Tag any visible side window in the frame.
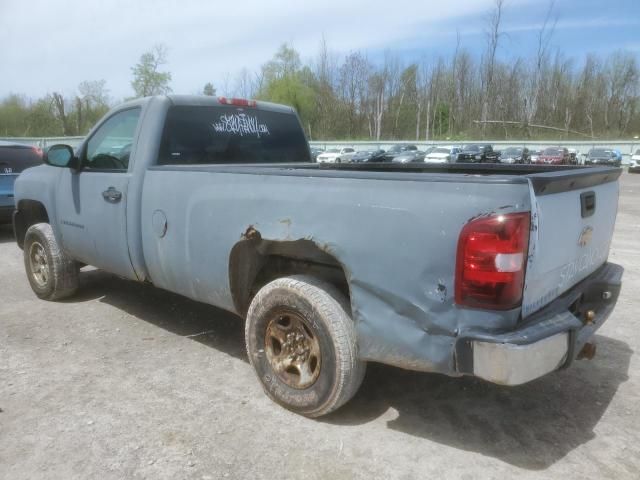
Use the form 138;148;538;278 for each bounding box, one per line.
84;108;141;171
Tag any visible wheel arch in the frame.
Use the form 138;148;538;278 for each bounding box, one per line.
14;199;50;249
229;235;351;317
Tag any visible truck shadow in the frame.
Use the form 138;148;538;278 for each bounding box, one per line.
0;224;15;243
69;269;631;471
71;269;248;362
324;334;632;470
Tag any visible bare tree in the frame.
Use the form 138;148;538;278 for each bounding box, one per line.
481;0;505;138
50;92;71;135
523;0;557;137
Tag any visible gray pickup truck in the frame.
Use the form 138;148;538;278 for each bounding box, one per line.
12;95;623;417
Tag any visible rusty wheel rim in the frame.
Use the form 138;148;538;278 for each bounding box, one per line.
28;241;49;287
264;310;322;389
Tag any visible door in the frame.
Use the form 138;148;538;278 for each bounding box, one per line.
56;108;141;279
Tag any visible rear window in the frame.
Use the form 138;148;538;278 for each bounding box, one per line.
158;105;310;165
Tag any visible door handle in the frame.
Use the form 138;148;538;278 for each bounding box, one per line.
102;187;122;203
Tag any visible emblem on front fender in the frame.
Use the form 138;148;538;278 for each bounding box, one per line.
578;226;593;247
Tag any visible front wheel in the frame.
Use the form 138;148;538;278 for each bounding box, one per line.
23;223;79;300
245;275;366;417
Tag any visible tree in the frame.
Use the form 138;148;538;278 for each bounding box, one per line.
75;80;110;133
257;44;317;136
51;92;72;135
131;44;172;98
338;52;370;138
481;0;505;138
203;82;216;96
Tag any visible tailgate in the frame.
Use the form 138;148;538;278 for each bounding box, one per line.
522;167;621;318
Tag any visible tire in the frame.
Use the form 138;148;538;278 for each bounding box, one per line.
335;158;341;164
245;275;366;417
23;223;79;300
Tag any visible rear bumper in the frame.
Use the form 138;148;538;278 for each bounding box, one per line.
629;166;640;173
455;262;623;385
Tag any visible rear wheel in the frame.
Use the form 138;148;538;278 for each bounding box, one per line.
245;275;366;417
23;223;79;300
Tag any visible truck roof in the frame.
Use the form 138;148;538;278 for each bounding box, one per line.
114;95;296;115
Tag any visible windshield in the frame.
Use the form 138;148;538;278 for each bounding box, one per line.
432;148;450;154
589;149;612;157
463;145;480;152
387;145;402;152
503;147;521;155
158;106;310;164
543;148;563;156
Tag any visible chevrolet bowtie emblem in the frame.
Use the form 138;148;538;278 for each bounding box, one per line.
578;226;593;247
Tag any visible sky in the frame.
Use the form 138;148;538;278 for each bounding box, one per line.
1;0;639;101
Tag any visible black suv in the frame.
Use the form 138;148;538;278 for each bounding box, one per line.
457;144;500;163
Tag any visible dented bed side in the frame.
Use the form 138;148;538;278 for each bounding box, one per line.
139;166;532;374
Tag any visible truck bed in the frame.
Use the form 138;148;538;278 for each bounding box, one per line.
149;163;621;194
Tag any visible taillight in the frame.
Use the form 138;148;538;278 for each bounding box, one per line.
218;97;257;107
455;212;530;310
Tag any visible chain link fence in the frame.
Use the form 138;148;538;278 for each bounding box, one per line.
2;136;638;164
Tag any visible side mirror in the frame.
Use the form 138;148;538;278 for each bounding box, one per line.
45;144;77;168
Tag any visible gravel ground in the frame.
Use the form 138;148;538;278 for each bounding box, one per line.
1;172;639;480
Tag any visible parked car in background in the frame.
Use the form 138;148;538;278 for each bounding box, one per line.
456;144;500;163
350;149;386;163
422;146;436;156
309;147;324;162
424;146;461;164
568;148;578;164
586;148;621;167
391;150;425;163
630;149;640;173
316;147;356;163
613;150;623;166
500;147;530;164
529;149;542;163
0;141;43;223
383;144;418;162
535;147;570;165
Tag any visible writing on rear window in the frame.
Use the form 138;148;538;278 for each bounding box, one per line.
212;113;270;138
